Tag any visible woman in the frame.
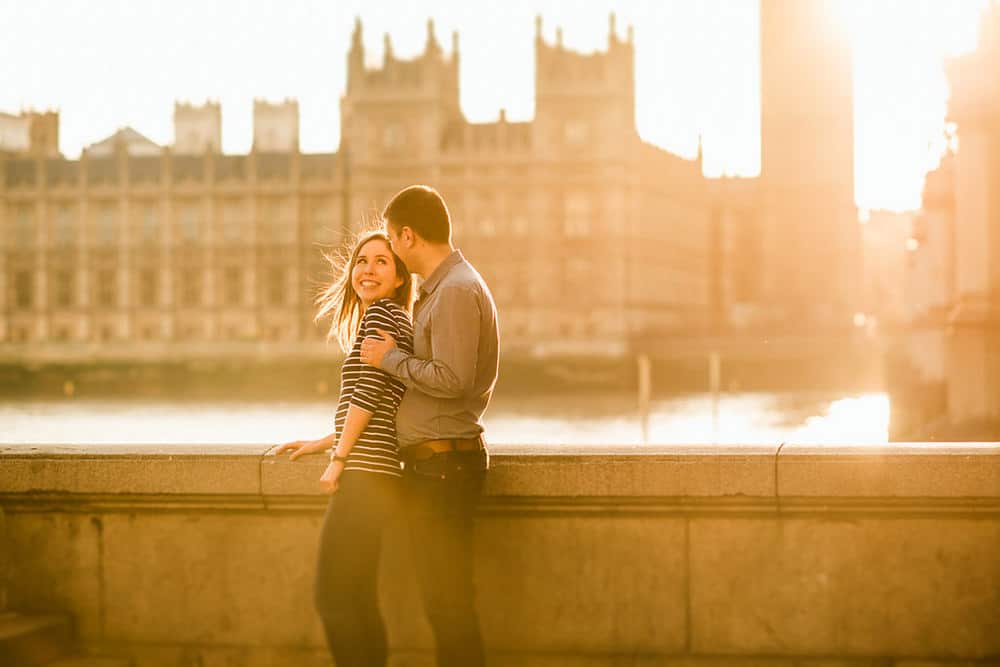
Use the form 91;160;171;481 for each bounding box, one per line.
275;229;414;667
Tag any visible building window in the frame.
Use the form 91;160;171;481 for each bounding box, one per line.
14;208;34;248
564;193;591;237
97;206;117;245
14;271;33;309
180;271;202;307
179;205;199;243
54;206;76;246
463;195;479;235
260;198;294;244
567;258;591;297
222;200;245;243
310;200;336;243
54;270;74;308
223;267;243;306
382;123;405;152
564;120;590;146
260;199;277;243
139;269;158;307
140;206;160;243
511;214;529;237
267;267;285;306
96;269;117;307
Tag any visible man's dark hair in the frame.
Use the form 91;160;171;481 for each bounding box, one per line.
382;185;451;244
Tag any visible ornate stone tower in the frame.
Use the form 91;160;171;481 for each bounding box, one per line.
174;101;221;154
252;98;299;152
532;14;637;160
759;0;859;329
0;110;59;156
26;110;60;156
339;17;461;165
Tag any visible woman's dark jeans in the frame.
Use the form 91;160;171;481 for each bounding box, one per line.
314;470;400;667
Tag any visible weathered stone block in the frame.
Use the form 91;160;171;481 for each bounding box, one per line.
475;516;687;653
260;450;332;496
689;517;1000;656
777;443;1000;498
488;445;779;498
4;512;103;640
0;444;267;496
81;641;332;667
99;512;325;646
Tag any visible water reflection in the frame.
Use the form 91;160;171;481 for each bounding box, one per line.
0;392;889;446
486;392;888;445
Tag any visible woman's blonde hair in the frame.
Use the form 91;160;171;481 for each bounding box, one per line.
314;229;413;351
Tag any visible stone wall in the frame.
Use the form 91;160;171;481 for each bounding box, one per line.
1;443;998;666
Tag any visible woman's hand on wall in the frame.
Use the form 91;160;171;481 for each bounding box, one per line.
274;439;328;461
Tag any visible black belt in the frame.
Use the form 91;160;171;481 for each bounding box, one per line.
403;437;483;461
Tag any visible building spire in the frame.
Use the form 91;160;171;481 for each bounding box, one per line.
609;12;617;43
350;16;363;53
556;26;563;48
383;32;393;63
425;17;440;55
535;14;542;41
347;16;364;92
452;29;459;59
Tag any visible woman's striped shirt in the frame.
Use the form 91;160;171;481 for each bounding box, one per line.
334;298;413;477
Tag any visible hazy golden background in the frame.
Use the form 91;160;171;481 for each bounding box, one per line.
0;0;987;210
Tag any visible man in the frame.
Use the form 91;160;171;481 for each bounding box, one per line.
359;184;499;667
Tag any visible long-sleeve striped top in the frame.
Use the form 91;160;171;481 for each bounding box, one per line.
334;298;413;476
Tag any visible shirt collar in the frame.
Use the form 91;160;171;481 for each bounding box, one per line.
419;250;464;297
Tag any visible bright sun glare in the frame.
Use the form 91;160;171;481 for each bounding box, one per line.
834;0;988;210
0;1;991;212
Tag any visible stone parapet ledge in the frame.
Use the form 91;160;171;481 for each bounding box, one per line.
0;444;268;496
777;443;1000;499
1;442;997;507
1;442;999;665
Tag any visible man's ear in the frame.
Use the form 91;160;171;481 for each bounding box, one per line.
401;226;416;246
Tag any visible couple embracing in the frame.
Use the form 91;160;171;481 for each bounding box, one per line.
275;184;499;667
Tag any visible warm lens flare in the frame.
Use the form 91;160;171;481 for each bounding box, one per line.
0;1;989;211
838;0;989;211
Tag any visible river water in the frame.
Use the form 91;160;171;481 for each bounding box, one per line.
0;391;889;446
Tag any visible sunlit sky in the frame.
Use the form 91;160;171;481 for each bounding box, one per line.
0;1;991;211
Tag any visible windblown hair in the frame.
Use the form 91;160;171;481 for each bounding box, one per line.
314;229;413;351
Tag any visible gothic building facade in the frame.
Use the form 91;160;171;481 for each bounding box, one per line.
0;6;855;358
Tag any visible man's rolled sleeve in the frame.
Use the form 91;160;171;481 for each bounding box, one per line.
381;347;408;376
381;286;481;399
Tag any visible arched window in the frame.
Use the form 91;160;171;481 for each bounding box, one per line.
564;193;591;237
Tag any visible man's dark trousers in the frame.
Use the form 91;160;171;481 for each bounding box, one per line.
404;449;488;667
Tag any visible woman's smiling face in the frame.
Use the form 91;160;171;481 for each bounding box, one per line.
351;238;404;306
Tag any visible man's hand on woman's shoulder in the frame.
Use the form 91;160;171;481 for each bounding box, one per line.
360;329;397;367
